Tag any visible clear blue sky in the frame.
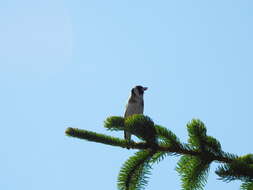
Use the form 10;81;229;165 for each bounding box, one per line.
1;0;253;189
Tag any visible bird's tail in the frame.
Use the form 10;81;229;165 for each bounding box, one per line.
124;131;131;149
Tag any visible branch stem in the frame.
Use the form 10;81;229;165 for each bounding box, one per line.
65;127;234;164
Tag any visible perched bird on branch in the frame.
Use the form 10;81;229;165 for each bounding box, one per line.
124;85;148;148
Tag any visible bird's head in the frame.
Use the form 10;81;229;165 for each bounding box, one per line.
131;85;148;97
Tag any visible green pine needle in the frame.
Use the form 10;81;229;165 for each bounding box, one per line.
118;150;156;190
204;136;222;154
216;154;253;182
65;127;129;148
155;125;182;148
176;155;211;190
187;119;222;156
124;115;156;143
241;181;253;190
149;151;171;164
187;119;207;149
104;116;125;131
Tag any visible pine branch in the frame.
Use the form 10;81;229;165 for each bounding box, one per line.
65;127;147;149
65;127;234;163
216;154;253;182
65;115;252;190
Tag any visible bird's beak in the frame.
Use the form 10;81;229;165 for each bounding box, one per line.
143;87;148;91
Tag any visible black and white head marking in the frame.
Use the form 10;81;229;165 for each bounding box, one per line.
131;85;148;97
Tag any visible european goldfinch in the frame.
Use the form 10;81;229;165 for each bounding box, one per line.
124;85;148;148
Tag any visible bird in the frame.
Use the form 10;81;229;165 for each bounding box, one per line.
124;85;148;149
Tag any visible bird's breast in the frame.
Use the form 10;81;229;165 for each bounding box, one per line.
124;102;144;118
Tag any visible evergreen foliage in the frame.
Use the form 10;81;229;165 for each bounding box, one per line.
65;115;253;190
124;115;156;145
104;116;125;131
216;154;253;182
241;181;253;190
154;124;182;148
187;119;221;155
176;155;211;190
118;150;155;190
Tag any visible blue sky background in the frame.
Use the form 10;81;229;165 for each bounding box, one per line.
1;0;253;189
